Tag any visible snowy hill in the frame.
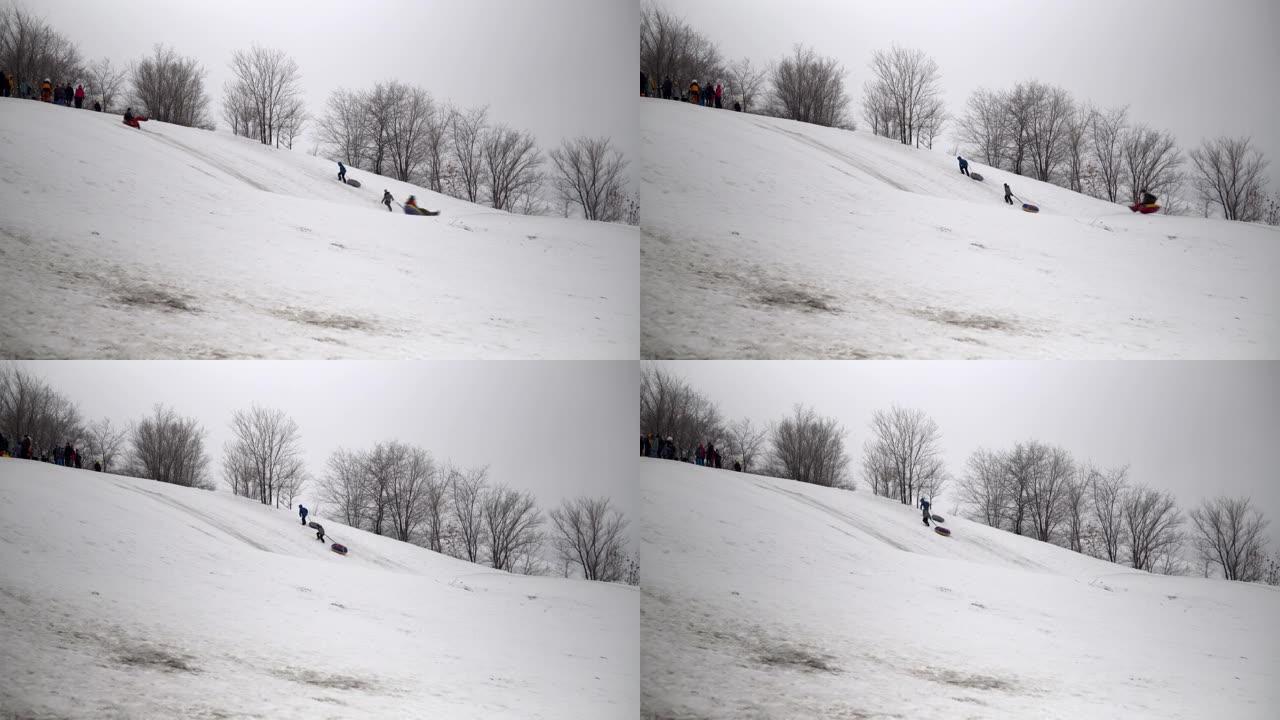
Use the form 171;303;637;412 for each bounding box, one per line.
0;99;637;359
640;458;1279;719
640;99;1280;359
0;459;637;718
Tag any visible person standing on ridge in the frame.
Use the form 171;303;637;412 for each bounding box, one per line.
689;80;700;105
74;83;85;109
662;76;673;100
0;70;10;98
299;505;309;526
337;161;347;183
640;70;648;97
957;156;970;177
1003;182;1014;205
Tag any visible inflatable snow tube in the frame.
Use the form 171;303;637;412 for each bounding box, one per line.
344;178;362;188
1130;203;1160;214
969;173;984;181
931;514;945;523
330;543;348;555
934;526;952;537
307;521;322;530
1021;203;1040;213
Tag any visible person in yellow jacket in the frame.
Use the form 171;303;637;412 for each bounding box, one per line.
689;80;700;105
40;78;53;102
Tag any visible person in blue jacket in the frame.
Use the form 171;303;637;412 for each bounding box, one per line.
957;156;970;177
299;505;308;525
921;497;932;526
337;162;346;183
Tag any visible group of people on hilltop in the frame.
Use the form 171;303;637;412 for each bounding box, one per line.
2;71;103;112
641;71;743;112
641;432;744;473
0;432;103;472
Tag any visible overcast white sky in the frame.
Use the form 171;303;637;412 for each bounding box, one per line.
670;0;1280;187
36;0;637;161
652;361;1280;524
17;361;637;519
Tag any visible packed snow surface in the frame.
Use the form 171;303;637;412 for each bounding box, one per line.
0;459;638;718
640;458;1279;719
0;99;637;359
640;98;1280;359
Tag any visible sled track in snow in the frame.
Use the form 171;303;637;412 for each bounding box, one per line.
755;121;910;192
114;482;271;552
752;481;912;552
143;130;272;193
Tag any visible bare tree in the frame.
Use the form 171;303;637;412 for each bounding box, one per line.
1087;105;1129;201
1121;484;1183;572
126;405;212;489
446;104;489;203
863;46;943;146
222;45;304;146
0;6;84;95
725;417;768;472
0;364;85;456
549;496;630;581
1089;465;1129;562
86;57;128;112
386;444;436;543
1025;84;1074;182
385;84;434;182
770;44;851;128
1189;496;1270;581
726;56;768;113
1060;469;1090;553
481;484;543;572
769;404;849;488
1121;123;1182;205
482;124;543;211
222;406;306;507
956;447;1009;527
419;462;451;553
317;448;369;528
419;101;451;193
1027;444;1073;543
316;88;371;167
86;417;128;472
1002;441;1048;536
639;364;724;459
956;88;1009;167
1002;81;1044;176
129;44;213;128
449;465;488;563
862;406;946;505
1061;105;1092;193
1188;136;1270;221
549;136;630;222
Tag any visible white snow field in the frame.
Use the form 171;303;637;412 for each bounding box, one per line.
640;458;1280;719
640;99;1280;359
0;459;638;719
0;98;637;359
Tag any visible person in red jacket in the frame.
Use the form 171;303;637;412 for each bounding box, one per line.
74;84;85;109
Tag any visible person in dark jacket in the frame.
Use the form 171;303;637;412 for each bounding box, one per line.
921;497;932;526
1003;183;1014;205
733;100;742;112
93;460;103;472
20;435;33;459
641;71;648;97
337;162;347;182
661;76;673;100
0;71;10;98
640;433;651;457
314;522;325;542
93;100;102;112
382;189;395;211
299;505;309;525
64;443;74;467
0;432;8;456
957;156;970;177
733;460;742;472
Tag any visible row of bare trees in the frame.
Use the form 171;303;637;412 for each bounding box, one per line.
316;84;634;221
314;440;635;581
222;45;306;148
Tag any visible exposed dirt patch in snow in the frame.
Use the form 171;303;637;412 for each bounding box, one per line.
271;667;382;693
115;284;201;313
911;666;1021;693
271;307;379;333
756;642;841;673
756;284;841;313
117;644;200;673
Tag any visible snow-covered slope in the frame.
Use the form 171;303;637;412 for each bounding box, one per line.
640;458;1279;719
0;99;637;359
640;99;1280;359
0;459;637;718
